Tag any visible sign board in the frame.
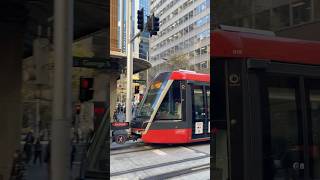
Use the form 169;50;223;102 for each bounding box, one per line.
133;80;146;84
195;122;204;134
73;57;111;69
111;122;130;130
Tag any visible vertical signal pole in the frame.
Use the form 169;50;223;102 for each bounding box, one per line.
126;0;133;123
52;0;73;179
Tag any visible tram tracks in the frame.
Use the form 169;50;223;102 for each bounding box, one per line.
110;145;158;155
141;163;210;180
110;142;210;179
110;154;210;177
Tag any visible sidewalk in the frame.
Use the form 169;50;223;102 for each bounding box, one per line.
21;142;86;180
24;161;81;180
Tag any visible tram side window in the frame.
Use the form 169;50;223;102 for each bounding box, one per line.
155;81;182;120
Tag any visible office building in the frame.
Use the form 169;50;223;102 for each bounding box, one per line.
149;0;210;73
213;0;320;41
116;0;150;60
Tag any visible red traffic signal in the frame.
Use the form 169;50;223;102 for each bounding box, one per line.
81;79;89;88
79;77;94;102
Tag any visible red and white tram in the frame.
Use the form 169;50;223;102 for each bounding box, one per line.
130;70;210;144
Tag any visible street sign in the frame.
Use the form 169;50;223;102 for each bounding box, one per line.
73;57;111;69
133;80;146;84
111;122;130;130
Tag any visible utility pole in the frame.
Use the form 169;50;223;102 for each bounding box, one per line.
51;0;73;179
119;0;124;52
126;0;133;123
146;51;149;86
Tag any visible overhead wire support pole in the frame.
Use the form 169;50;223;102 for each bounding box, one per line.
126;3;142;124
52;0;73;179
126;0;133;124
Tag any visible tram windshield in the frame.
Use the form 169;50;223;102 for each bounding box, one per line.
136;72;171;117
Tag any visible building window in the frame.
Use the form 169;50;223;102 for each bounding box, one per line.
255;10;271;30
200;61;208;69
201;46;208;55
292;0;311;25
272;5;290;29
195;48;201;56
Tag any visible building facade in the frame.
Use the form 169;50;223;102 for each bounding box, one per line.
149;0;210;73
111;0;119;51
213;0;320;41
116;0;150;60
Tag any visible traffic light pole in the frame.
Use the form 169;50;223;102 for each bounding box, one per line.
126;2;141;124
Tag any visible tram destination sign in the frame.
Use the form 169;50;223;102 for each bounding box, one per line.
73;57;111;69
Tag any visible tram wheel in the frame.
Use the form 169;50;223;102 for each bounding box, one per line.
115;134;127;144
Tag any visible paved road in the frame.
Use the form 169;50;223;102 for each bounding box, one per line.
110;141;210;180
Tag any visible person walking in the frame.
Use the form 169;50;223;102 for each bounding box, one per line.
23;131;34;163
70;143;76;169
33;139;42;164
44;140;51;178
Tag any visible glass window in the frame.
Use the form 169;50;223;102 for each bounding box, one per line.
200;61;208;69
155;81;182;120
137;72;171;117
292;0;311;25
264;78;304;179
315;0;320;20
193;85;205;119
255;10;271;30
201;46;208;54
272;5;290;29
189;51;194;58
195;48;201;56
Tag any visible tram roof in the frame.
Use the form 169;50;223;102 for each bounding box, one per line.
211;29;320;65
169;70;210;82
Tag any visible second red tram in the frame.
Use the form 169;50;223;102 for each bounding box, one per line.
130;70;210;144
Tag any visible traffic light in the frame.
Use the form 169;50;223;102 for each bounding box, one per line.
137;8;144;31
134;86;139;94
150;14;160;37
79;77;94;102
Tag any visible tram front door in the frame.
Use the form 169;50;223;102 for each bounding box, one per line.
191;83;210;140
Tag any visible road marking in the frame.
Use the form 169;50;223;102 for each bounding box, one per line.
152;149;167;156
181;146;196;153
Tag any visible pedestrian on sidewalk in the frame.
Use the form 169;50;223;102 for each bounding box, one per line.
45;140;51;179
33;139;42;165
44;140;50;164
70;143;76;169
23;131;34;164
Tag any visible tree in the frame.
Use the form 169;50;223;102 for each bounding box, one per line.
166;53;191;71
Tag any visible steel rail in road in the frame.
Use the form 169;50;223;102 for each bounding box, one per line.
110;154;209;177
142;163;210;180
